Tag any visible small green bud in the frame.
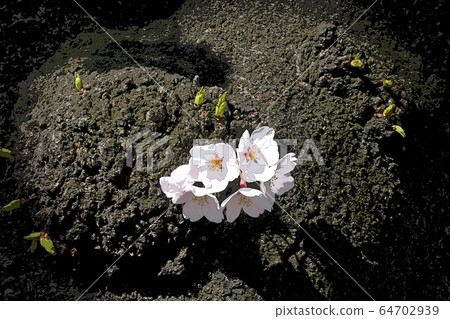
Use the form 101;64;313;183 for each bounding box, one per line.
218;92;227;105
216;101;227;120
75;72;83;92
24;232;41;240
0;148;15;159
2;198;24;212
392;125;406;138
383;104;396;118
195;87;205;107
29;239;38;253
382;79;393;88
40;237;56;256
215;92;228;120
350;53;363;68
24;232;56;255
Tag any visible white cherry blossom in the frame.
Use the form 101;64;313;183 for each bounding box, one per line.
190;143;239;193
160;126;297;224
175;191;223;223
261;153;297;204
160;164;224;223
159;164;196;204
275;153;297;176
237;127;279;182
221;188;273;223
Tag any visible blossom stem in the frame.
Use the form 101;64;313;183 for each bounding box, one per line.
239;171;247;188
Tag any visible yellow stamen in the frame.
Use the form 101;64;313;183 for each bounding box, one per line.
238;195;252;207
269;175;278;187
244;147;259;161
207;156;223;172
191;196;209;207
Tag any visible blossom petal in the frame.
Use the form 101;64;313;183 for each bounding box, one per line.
260;181;275;202
182;201;204;222
160;176;174;196
276;153;297;175
241;163;276;183
223;158;240;182
190;143;239;185
240;130;250;140
203;194;223;223
251;126;274;141
179;192;223;223
160;164;195;200
192;179;228;196
171;164;191;177
252;127;279;166
223;193;242;223
242;197;266;217
259;193;275;212
221;189;238;208
173;190;193;205
222;188;273;222
187;158;200;179
264;171;295;196
242;192;273;217
273;174;295;196
237;127;279;182
238;188;262;197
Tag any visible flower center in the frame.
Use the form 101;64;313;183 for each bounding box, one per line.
208;156;223;171
191;196;209;206
269;175;278;187
244;147;259;161
238;195;252;207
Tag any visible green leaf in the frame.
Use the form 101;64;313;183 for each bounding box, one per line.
29;239;38;253
40;238;56;256
24;232;41;240
2;199;23;212
0;148;15;159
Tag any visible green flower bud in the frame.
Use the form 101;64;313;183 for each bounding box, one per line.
29;239;38;253
40;236;56;256
350;53;363;68
0;148;15;159
219;92;227;105
392;125;406;138
75;72;83;92
24;232;41;254
383;104;396;118
24;232;41;240
216;101;227;119
195;87;205;107
24;232;56;255
2;198;24;212
382;79;393;88
215;92;228;120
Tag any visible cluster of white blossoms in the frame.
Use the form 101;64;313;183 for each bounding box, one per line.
160;127;297;223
